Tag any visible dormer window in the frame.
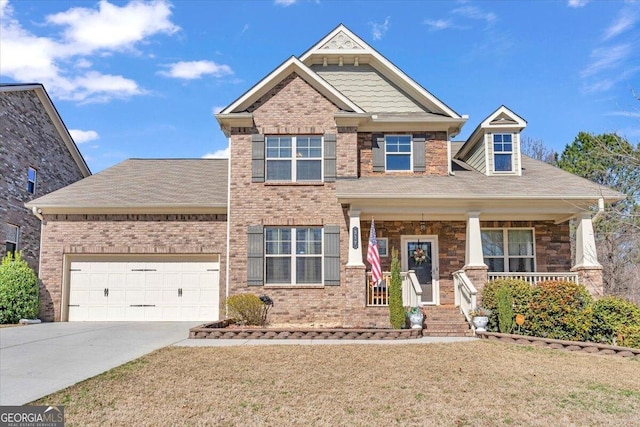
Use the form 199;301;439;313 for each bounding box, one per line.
493;134;513;172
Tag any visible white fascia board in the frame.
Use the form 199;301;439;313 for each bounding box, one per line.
27;205;228;215
481;105;527;129
220;56;363;114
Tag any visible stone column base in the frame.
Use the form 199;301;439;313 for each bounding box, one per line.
571;265;604;298
463;265;488;304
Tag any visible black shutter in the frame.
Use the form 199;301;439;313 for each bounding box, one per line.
413;134;426;172
372;134;385;172
324;225;341;286
324;133;337;182
252;134;265;183
247;225;264;286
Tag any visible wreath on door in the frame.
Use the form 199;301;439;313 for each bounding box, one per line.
413;248;426;264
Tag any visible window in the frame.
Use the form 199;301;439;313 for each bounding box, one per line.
493;134;513;172
385;135;412;171
265;227;323;285
481;229;534;272
5;224;19;255
27;167;37;194
266;136;322;182
377;237;389;257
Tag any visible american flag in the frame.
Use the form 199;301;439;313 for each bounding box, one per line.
367;219;382;284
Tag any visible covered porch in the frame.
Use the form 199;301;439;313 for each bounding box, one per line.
342;201;605;327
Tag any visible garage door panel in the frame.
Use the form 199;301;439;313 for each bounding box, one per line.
68;258;219;321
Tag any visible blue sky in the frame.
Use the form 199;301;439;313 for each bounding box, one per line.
1;0;638;173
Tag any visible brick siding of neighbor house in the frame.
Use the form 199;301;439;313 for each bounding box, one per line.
0;90;86;271
229;73;363;327
37;214;227;321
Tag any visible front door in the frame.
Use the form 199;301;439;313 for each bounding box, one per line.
401;236;439;305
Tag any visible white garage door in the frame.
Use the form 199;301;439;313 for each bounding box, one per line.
68;258;219;321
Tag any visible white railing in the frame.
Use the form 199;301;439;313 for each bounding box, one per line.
488;272;578;285
403;271;422;307
366;271;422;307
453;269;477;323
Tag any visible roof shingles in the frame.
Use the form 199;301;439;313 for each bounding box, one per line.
26;159;228;210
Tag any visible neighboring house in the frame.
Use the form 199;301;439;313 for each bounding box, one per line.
27;25;622;326
1;84;90;274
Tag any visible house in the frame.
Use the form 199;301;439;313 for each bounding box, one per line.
26;25;622;327
1;84;90;273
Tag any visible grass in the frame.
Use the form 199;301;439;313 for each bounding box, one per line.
34;340;640;426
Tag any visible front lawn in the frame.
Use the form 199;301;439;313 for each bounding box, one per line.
35;341;640;426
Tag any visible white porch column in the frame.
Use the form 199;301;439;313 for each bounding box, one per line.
465;211;486;268
573;212;601;268
347;208;365;267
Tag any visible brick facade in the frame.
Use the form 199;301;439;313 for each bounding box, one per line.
358;131;449;177
37;214;227;321
0;89;86;271
228;73;353;326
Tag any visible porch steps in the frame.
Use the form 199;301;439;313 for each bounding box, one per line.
421;305;474;337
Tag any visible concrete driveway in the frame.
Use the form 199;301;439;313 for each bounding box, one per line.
0;322;198;406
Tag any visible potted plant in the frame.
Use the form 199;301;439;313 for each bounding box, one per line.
405;306;424;329
470;306;492;332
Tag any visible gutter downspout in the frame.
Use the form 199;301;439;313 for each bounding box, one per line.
225;139;231;318
591;197;605;222
31;206;44;278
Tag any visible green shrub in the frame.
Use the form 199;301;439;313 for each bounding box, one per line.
588;296;640;348
481;278;533;332
618;324;640;349
0;252;39;324
496;286;514;334
526;280;593;341
226;293;267;326
388;248;404;329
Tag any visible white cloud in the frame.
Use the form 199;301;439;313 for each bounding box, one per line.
202;147;229;158
424;19;454;31
274;0;297;6
370;17;390;40
603;9;638;40
0;0;179;103
568;0;589;8
159;60;233;80
606;110;640;118
581;44;631;78
69;129;99;143
46;0;179;55
452;6;496;26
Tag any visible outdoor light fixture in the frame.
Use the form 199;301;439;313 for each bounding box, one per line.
420;214;426;233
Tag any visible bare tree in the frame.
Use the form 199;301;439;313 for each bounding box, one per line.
521;137;557;164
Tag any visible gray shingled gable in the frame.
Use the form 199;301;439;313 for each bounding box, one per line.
26;159;228;210
311;64;427;113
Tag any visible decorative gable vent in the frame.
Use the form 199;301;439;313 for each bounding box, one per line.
320;31;365;50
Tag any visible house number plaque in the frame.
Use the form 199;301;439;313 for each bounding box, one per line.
352;227;359;249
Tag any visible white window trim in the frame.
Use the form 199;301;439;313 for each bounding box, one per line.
265;227;324;286
27;166;37;194
265;135;324;182
491;133;515;174
377;237;389;257
481;228;536;272
385;134;413;172
5;223;19;253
